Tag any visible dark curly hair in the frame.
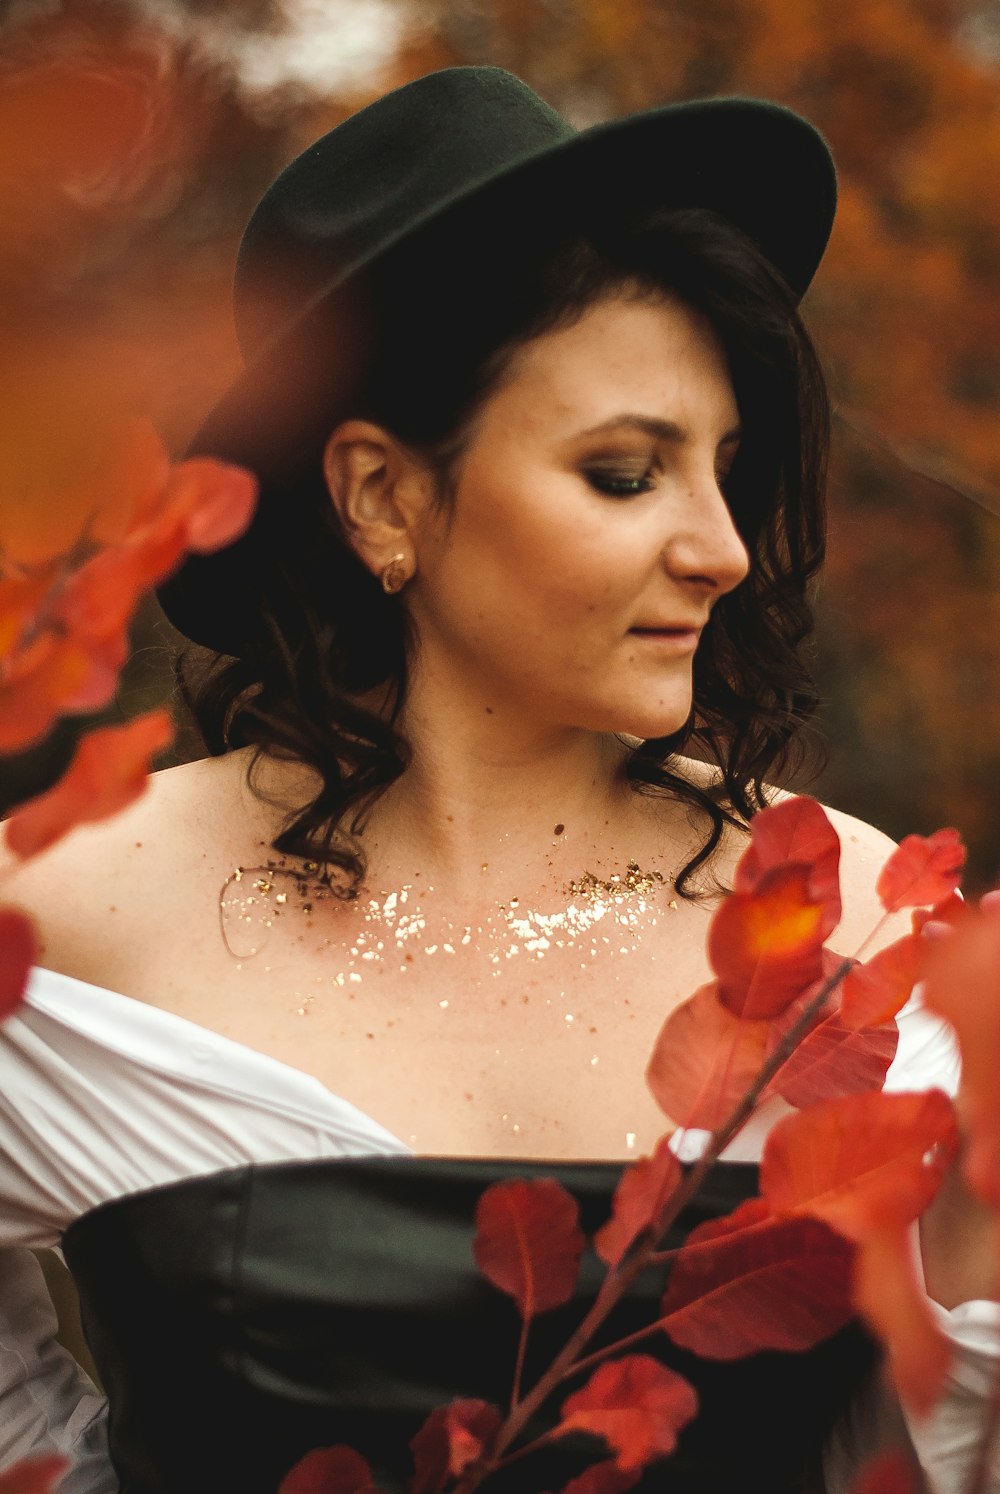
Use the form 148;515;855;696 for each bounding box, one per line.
176;205;829;897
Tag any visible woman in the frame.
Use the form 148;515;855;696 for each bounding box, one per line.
0;67;989;1493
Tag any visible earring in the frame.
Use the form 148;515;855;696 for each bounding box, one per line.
380;553;409;595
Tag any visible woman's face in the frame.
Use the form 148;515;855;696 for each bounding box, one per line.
407;291;750;741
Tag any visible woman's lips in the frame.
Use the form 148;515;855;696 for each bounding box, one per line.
628;625;701;651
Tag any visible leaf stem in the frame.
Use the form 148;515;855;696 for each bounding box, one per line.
472;955;858;1481
548;1321;664;1387
849;910;893;964
510;1316;530;1412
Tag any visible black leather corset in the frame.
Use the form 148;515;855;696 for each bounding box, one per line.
61;1156;874;1494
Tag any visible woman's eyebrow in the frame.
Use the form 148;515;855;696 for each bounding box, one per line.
576;413;742;444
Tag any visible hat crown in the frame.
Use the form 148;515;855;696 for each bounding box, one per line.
235;67;574;357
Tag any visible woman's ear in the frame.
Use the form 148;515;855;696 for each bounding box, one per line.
322;419;430;583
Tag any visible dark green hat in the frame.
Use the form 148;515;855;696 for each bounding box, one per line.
158;66;836;655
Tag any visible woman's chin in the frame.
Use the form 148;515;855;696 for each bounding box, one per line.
608;706;692;743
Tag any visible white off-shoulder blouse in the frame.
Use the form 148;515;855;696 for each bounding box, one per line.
0;966;996;1493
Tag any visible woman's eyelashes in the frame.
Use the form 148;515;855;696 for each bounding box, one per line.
583;466;656;498
581;457;736;500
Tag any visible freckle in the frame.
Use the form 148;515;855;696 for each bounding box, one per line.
465;1091;474;1101
485;706;494;714
134;841;142;848
366;1032;374;1039
554;823;565;836
109;905;117;913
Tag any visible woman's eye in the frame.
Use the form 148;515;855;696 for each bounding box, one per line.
583;468;655;498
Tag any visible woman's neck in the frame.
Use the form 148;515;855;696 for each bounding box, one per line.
358;710;646;897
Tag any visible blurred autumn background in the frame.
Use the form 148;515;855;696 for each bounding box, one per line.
3;0;1000;888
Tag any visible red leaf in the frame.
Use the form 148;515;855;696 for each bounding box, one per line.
847;1451;920;1494
552;1460;642;1493
709;864;826;1020
839;935;923;1030
0;1458;68;1494
473;1178;584;1319
645;981;769;1129
409;1400;501;1494
923;902;1000;1204
735;796;842;937
877;830;965;913
594;1136;681;1267
0;632;112;752
0;430;255;754
853;1227;952;1417
559;1355;697;1474
279;1446;381;1494
158;457;258;555
3;710;174;860
57;540;181;657
659;1200;854;1357
767;1009;898;1107
0;908;37;1021
760;1090;959;1240
760;949;897;1106
911;891;965;936
0;566;58;659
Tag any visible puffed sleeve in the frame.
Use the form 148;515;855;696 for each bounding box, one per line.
907;1295;1000;1491
831;991;1000;1493
0;994;116;1490
0;1250;114;1492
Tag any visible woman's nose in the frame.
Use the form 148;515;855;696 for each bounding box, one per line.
665;478;750;597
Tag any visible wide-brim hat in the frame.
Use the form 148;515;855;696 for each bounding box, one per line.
158;66;836;656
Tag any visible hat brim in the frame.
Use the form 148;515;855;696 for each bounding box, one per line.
160;95;835;654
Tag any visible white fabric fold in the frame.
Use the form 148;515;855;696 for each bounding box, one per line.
0;968;993;1492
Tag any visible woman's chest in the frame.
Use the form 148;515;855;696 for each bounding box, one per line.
107;880;716;1160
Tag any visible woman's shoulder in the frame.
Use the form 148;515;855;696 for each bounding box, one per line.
766;787;908;954
665;764;904;951
0;749;263;985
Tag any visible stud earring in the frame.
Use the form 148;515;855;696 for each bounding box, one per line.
380;553;409;595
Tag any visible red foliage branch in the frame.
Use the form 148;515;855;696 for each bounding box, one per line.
0;422;255;758
278;804;976;1494
0;420;256;1017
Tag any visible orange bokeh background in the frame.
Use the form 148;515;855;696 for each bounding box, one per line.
3;0;1000;886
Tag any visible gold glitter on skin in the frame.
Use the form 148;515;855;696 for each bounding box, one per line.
217;853;677;1020
214;840;691;1162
